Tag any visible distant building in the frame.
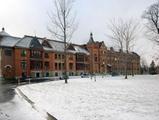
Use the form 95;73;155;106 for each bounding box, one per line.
0;28;140;79
85;33;140;75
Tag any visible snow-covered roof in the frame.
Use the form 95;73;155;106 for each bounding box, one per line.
48;40;65;52
15;36;33;48
43;46;53;51
38;38;43;44
67;49;76;54
74;45;89;55
15;36;44;50
0;28;21;47
0;28;11;37
0;36;21;47
0;32;90;55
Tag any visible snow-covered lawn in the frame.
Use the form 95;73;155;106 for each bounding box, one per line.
18;75;159;120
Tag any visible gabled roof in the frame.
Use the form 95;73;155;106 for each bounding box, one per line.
38;38;53;51
0;36;21;47
15;36;33;48
42;39;52;48
99;41;106;48
74;45;89;55
30;37;43;49
15;36;43;49
69;44;89;55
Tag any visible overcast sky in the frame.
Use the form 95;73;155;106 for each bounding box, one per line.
0;0;156;64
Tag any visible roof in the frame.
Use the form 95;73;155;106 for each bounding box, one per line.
48;40;65;52
0;28;20;47
0;36;21;47
73;45;89;55
131;52;140;57
87;33;95;44
15;36;33;48
15;36;43;49
0;28;11;37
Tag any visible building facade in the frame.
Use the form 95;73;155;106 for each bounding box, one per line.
0;28;140;79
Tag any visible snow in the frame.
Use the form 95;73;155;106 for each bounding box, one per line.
0;36;21;47
18;75;159;120
0;94;45;120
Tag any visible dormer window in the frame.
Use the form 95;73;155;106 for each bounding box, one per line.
45;53;49;58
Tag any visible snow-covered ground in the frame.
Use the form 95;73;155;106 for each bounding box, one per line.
18;75;159;120
0;94;45;120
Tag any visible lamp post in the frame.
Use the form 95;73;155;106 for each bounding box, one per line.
132;59;134;76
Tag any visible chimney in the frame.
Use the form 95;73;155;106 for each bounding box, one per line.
2;27;5;31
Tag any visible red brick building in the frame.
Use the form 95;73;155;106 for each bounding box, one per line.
0;28;140;80
86;33;107;74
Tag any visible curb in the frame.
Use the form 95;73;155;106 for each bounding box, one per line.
15;88;58;120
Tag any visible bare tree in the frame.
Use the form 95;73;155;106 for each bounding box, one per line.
48;0;77;84
107;18;140;79
142;0;159;44
107;19;125;51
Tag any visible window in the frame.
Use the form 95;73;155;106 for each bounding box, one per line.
30;61;42;70
55;63;58;70
69;63;73;70
44;62;49;69
69;55;73;60
31;50;42;58
45;53;49;58
94;54;98;62
95;57;97;62
76;54;84;62
5;49;12;56
62;55;64;59
22;72;27;78
59;63;61;70
21;49;27;57
36;73;40;78
46;72;49;77
62;63;64;69
55;54;57;59
85;56;88;62
21;61;27;70
55;72;58;76
58;54;61;59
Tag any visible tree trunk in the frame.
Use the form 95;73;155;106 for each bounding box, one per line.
125;54;128;79
64;9;68;84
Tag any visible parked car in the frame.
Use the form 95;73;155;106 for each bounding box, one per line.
81;73;89;78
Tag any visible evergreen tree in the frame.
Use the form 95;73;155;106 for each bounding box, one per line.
149;60;157;75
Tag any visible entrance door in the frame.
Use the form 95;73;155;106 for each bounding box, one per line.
36;73;40;78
